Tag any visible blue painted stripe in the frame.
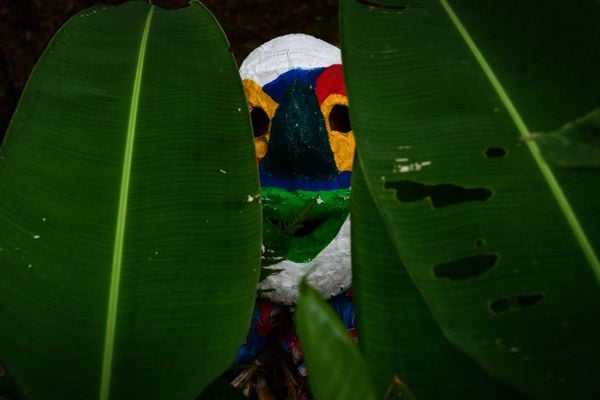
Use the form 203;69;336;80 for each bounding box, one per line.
263;67;324;103
260;171;351;191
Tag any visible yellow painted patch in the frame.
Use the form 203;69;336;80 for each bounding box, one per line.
321;94;355;172
243;79;278;160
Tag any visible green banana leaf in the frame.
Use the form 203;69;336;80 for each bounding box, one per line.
0;2;260;399
342;0;600;398
351;157;523;399
296;279;378;400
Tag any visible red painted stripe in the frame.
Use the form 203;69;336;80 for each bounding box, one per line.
315;64;346;105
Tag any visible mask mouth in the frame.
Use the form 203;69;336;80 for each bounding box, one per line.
263;212;348;264
260;186;351;264
266;215;329;238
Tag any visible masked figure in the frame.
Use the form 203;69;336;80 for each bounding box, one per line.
233;34;357;397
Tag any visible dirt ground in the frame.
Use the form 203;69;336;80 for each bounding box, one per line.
0;0;339;141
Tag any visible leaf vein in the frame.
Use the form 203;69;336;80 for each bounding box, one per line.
440;0;600;281
100;6;155;399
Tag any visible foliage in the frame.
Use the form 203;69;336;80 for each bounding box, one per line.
0;2;260;399
296;279;378;400
1;0;599;399
331;0;599;398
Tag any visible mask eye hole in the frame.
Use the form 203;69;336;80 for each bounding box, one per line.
329;104;351;133
251;107;270;138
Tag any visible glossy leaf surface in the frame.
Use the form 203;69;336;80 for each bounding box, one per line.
0;2;260;399
296;280;377;400
342;0;600;398
352;158;523;399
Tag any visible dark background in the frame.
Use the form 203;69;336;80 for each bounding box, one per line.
0;0;339;141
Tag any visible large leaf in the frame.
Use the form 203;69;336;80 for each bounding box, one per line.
342;0;600;398
351;157;524;399
0;2;260;399
296;279;378;400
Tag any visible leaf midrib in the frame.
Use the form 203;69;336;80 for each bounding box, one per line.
99;6;154;399
439;0;600;282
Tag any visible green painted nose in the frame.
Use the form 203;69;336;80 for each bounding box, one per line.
260;80;338;181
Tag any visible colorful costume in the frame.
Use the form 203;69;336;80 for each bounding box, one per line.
235;34;357;386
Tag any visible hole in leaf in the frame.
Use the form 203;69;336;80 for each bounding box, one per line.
329;104;352;133
474;238;486;248
485;147;507;158
356;0;407;10
251;107;270;138
489;293;544;315
384;181;492;208
434;254;498;280
516;294;544;308
490;298;510;314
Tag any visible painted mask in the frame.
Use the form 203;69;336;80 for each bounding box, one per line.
240;34;355;304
